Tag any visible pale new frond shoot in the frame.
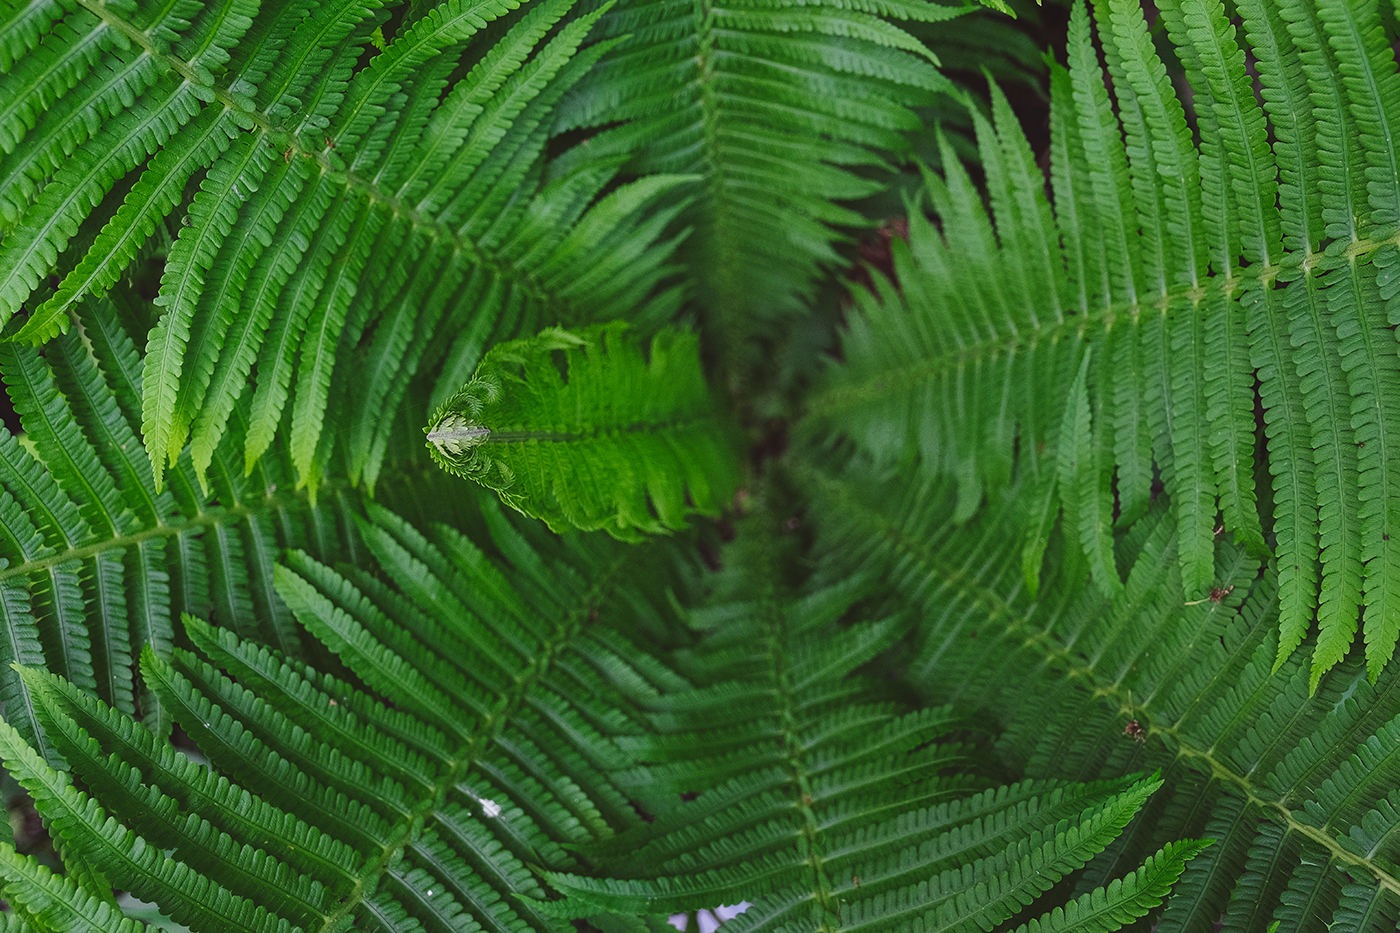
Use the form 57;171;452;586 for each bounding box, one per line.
425;322;739;540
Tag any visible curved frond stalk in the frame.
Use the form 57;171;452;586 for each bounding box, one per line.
425;321;739;539
806;0;1400;681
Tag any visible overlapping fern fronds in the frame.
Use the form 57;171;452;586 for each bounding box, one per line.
796;450;1400;933
0;492;697;932
0;0;690;494
537;518;1207;930
807;0;1400;685
555;0;999;374
0;297;397;767
6;0;1400;928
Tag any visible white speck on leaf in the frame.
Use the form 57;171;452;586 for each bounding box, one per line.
481;799;501;818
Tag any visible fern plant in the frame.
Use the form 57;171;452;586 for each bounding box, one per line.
4;0;1400;929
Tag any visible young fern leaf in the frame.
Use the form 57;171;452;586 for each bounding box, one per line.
425;322;738;540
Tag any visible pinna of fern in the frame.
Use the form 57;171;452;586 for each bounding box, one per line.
807;0;1400;686
0;0;691;495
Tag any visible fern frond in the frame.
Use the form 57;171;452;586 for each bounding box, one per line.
0;710;297;932
0;839;147;933
6;0;1399;928
0;290;431;764
807;0;1400;680
0;487;706;930
1013;839;1213;933
557;0;969;374
872;438;1400;933
425;321;738;539
535;515;1201;929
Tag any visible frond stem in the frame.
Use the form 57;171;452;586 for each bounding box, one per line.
751;515;842;931
0;485;345;584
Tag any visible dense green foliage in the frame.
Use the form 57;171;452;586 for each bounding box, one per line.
2;0;1400;929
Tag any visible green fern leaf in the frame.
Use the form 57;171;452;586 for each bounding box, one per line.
537;519;1197;928
1011;839;1214;933
558;0;966;372
808;0;1400;680
0;839;147;933
425;322;738;539
5;1;1400;929
1057;352;1121;598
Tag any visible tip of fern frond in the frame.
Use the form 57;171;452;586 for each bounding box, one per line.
1270;637;1300;677
973;0;1018;17
1307;663;1325;696
9;309;69;346
1365;654;1390;685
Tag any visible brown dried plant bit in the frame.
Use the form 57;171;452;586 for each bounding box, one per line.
1185;584;1235;606
1123;720;1146;742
